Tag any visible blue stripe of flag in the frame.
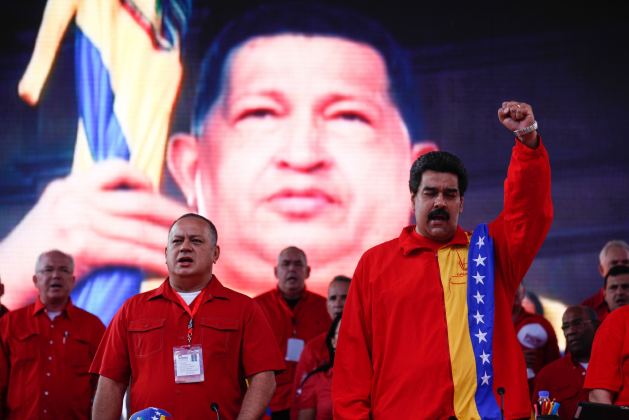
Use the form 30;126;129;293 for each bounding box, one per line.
467;224;501;419
70;29;142;325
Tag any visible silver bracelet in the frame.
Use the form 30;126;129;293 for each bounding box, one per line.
513;120;538;138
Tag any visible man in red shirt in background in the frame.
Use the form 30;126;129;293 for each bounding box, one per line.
255;247;330;419
533;305;599;419
333;102;553;419
512;284;560;391
291;275;350;417
91;214;284;419
582;240;629;321
0;250;105;419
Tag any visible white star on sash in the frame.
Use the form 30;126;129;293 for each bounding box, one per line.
473;291;485;304
475;329;487;343
476;236;485;248
481;371;491;385
473;310;485;324
480;350;491;364
473;272;485;285
473;254;486;267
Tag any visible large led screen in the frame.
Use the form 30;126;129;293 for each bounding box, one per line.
1;1;628;337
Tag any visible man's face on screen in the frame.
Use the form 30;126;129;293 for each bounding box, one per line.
175;35;412;291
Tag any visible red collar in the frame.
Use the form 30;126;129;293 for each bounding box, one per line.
148;275;231;304
32;297;74;319
399;225;470;256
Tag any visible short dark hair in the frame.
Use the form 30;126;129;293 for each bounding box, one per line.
604;264;629;288
331;275;351;285
169;213;218;245
409;151;468;196
192;2;424;140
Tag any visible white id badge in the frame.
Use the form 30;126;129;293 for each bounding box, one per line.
173;345;204;383
285;338;305;362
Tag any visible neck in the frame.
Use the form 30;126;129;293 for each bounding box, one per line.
170;275;211;293
44;298;68;312
571;351;590;364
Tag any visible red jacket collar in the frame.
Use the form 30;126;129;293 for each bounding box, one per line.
149;275;231;303
32;297;75;319
399;225;469;256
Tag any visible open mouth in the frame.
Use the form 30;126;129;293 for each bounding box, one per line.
177;256;194;265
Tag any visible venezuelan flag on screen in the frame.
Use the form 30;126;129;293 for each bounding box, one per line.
69;0;189;324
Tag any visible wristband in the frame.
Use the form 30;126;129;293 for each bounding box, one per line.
514;120;538;138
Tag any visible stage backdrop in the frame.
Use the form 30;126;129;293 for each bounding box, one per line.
1;1;628;345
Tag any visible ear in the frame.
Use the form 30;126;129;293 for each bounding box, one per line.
274;266;279;279
32;275;38;287
459;196;464;214
305;265;311;279
213;245;220;263
598;263;605;277
411;141;439;162
167;133;200;208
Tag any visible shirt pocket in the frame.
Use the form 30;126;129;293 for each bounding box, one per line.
12;330;38;366
128;318;166;358
197;317;239;356
66;332;93;371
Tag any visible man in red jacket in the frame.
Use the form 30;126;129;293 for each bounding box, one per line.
255;247;330;419
333;101;553;419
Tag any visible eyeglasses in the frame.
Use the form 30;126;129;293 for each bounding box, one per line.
560;318;592;332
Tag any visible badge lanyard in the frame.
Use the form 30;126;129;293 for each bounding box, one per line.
173;286;210;346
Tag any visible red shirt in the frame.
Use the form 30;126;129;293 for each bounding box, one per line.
297;367;333;420
533;353;589;420
292;332;329;418
90;276;285;418
584;304;629;405
333;140;553;419
254;288;330;411
0;298;105;419
582;288;609;322
513;309;560;376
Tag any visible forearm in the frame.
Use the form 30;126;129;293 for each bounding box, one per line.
589;388;614;404
92;376;126;420
237;371;275;420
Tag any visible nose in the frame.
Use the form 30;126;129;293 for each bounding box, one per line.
433;193;446;208
273;112;330;172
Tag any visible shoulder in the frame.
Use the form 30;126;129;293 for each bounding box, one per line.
71;305;105;328
253;289;276;302
605;304;629;324
0;305;32;332
537;355;571;378
304;290;326;304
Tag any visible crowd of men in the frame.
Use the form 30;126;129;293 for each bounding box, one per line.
0;2;628;420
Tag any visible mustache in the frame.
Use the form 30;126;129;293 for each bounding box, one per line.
428;208;450;221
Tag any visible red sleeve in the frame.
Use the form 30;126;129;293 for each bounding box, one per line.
584;308;627;393
89;303;131;384
332;255;373;419
489;139;553;298
0;316;9;416
241;300;285;377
